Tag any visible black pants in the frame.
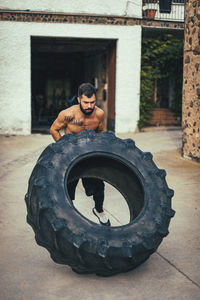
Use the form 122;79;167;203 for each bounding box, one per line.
67;178;105;213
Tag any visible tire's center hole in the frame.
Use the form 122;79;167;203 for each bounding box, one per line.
66;154;144;226
72;180;130;226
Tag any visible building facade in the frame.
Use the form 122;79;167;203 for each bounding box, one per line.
0;0;185;135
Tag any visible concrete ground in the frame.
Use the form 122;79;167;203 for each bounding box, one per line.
0;128;199;300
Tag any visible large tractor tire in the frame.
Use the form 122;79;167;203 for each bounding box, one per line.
25;130;175;276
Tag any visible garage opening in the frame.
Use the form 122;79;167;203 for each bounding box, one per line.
31;37;116;133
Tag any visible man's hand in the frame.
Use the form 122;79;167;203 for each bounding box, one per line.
50;111;68;141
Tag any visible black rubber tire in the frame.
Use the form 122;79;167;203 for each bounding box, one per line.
25;130;175;276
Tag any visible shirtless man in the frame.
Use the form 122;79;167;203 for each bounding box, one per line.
50;83;110;226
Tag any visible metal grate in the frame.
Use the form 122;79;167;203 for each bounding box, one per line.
142;0;185;22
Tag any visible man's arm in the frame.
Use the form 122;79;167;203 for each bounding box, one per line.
96;110;105;133
50;111;69;141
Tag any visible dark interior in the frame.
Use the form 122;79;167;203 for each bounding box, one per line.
31;36;114;132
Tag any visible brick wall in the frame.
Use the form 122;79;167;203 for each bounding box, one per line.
182;0;200;161
149;108;181;126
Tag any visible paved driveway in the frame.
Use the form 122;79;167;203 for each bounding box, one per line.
0;129;199;300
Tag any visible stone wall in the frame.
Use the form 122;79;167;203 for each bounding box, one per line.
182;0;200;161
0;10;185;30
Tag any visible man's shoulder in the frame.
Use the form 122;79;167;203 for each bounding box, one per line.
95;106;104;118
59;105;78;117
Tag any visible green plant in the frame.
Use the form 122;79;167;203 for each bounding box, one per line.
138;69;155;129
139;34;183;128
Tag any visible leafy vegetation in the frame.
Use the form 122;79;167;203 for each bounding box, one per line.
138;34;183;128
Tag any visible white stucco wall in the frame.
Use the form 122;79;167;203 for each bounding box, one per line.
0;21;141;134
0;0;142;18
115;32;141;133
0;24;31;135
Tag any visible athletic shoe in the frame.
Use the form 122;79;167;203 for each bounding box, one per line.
93;208;111;226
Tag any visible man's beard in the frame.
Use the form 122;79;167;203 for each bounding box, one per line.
80;103;94;115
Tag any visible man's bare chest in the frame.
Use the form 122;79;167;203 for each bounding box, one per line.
65;115;99;133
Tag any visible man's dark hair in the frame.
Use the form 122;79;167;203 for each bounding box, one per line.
78;83;96;99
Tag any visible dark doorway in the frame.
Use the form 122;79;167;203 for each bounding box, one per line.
140;28;183;126
31;37;116;133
